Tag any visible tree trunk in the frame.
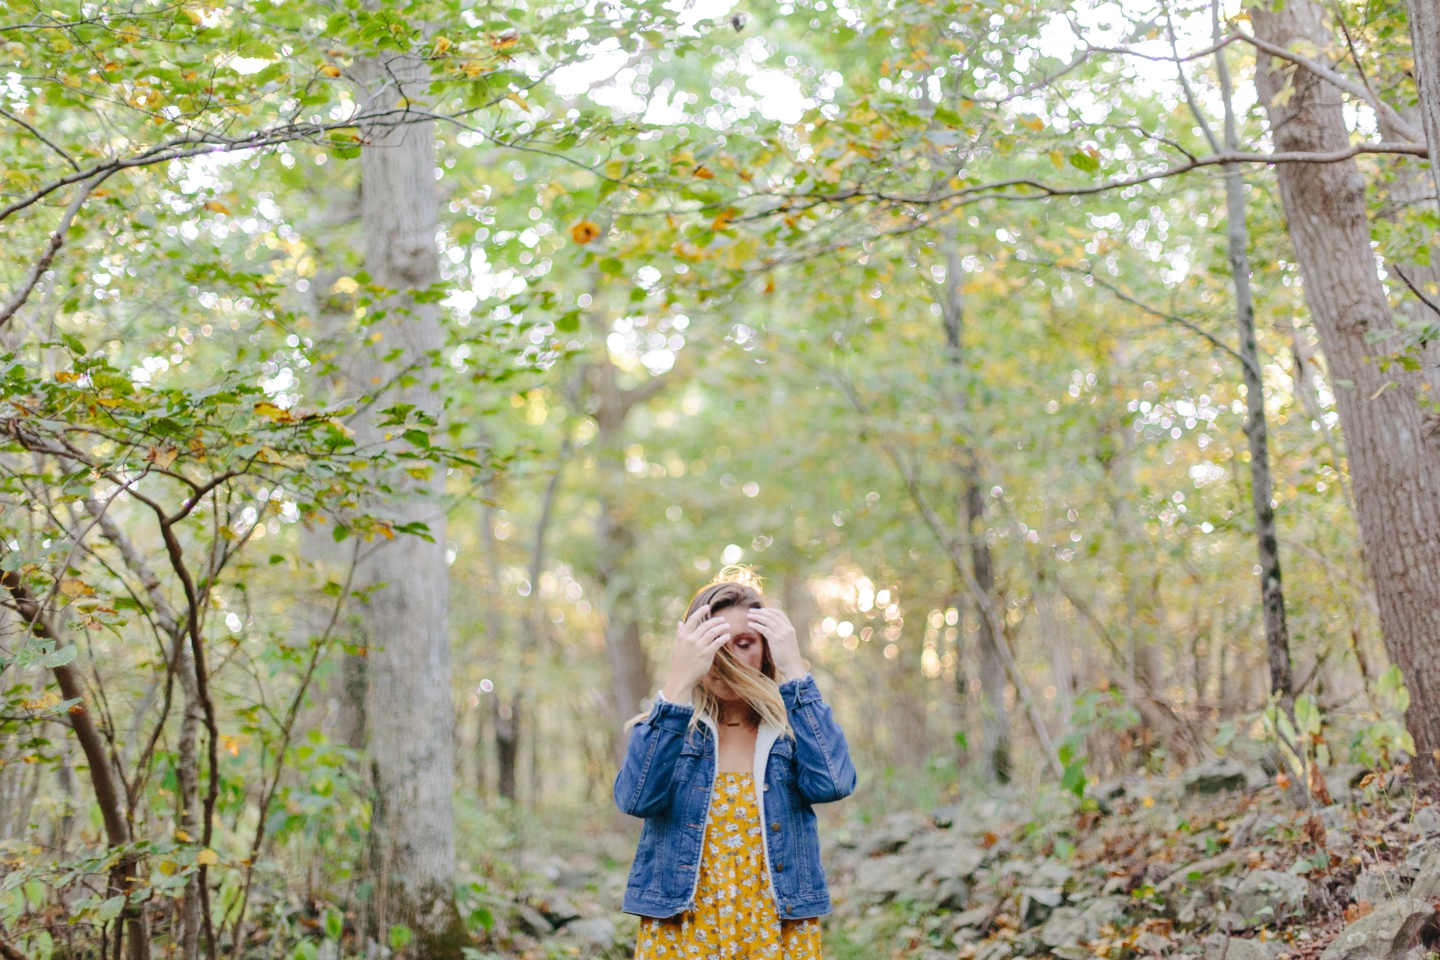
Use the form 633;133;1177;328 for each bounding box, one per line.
935;244;1011;781
965;482;1011;782
1212;33;1294;707
493;694;519;802
589;359;659;759
176;646;203;960
1252;0;1440;780
353;54;461;953
0;570;143;958
1405;0;1440;205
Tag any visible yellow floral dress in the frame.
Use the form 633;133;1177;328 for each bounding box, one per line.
635;773;823;960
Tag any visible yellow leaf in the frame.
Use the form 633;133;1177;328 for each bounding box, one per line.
570;220;600;244
1049;150;1065;170
24;691;61;711
56;370;82;382
147;446;179;468
1020;115;1044;131
320;63;341;78
95;396;122;408
204;200;230;214
174;829;192;842
693;165;715;180
196;849;219;866
432;35;451;55
60;579;93;598
254;401;292;422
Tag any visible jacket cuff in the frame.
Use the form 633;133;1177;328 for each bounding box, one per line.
646;696;695;734
780;674;822;708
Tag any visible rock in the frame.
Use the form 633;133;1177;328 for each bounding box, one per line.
853;852;928;902
1156;851;1246;893
1414;806;1440;837
1319;898;1439;960
514;903;554;936
1404;839;1440;879
1231;870;1308;927
858;811;930;856
976;940;1014;960
562;917;616;947
1135;931;1172;955
1322;764;1368;804
534;892;582;925
1244;765;1273;791
1019;887;1064;928
934;875;971;909
1354;869;1408;906
1039;896;1127;948
953;906;992;929
1206;935;1282;960
916;834;986;881
931;805;959;829
1031;861;1075;888
1410;846;1440;899
1184;759;1250;795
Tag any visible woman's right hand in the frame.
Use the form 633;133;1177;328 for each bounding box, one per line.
661;604;731;706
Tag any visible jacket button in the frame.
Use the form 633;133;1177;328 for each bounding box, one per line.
763;783;770;791
785;905;793;915
771;822;780;831
776;862;784;872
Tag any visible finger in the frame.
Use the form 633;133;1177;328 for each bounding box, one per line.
684;603;712;631
703;629;732;653
701;619;731;641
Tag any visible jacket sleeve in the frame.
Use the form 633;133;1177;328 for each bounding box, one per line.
613;698;695;818
781;674;857;804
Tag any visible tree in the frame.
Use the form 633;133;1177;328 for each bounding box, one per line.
1249;0;1440;779
350;52;462;952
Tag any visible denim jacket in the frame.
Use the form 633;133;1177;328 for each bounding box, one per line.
613;674;857;920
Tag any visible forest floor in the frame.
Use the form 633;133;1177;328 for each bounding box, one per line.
460;763;1440;960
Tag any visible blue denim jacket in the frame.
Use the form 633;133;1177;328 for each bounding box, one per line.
614;674;857;920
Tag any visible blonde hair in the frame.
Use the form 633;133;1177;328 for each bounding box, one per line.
629;569;792;737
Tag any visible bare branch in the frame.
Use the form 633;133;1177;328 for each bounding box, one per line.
0;171;112;328
1;108;81;171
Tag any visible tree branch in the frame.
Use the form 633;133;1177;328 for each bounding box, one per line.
0;171;112;328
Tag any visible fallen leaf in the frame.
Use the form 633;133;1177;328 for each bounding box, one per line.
1344;901;1373;923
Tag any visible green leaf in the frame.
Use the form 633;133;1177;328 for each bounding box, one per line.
389;925;413;951
1069;150;1100;173
39;645;77;668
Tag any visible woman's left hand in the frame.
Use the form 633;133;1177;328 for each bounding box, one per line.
749;607;806;681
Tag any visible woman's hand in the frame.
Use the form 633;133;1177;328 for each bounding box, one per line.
749;607;806;681
661;604;731;706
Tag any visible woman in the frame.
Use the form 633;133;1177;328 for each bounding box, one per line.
614;577;857;959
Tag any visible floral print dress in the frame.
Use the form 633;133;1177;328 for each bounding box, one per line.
635;773;823;960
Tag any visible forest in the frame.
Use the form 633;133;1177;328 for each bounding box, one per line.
1;0;1439;956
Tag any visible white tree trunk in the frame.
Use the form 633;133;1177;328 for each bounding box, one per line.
354;53;460;951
